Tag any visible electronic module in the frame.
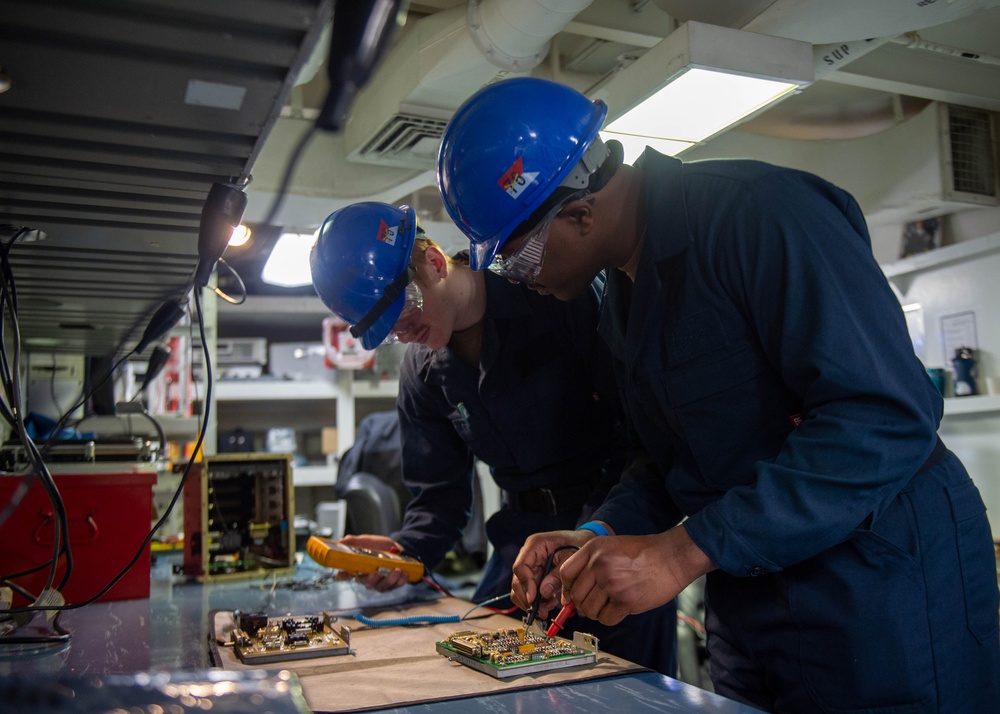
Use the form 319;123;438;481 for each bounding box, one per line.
230;610;351;665
306;536;424;583
436;622;598;678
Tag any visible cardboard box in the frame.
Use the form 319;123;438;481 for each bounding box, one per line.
0;469;156;605
321;427;339;455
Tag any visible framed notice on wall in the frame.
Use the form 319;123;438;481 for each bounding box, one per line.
940;310;978;362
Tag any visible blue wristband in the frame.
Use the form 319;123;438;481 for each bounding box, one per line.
577;521;609;537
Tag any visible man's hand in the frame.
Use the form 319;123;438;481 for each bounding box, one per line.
559;525;716;625
336;534;410;592
511;529;598;621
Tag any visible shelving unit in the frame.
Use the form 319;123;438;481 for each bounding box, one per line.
881;231;1000;280
882;228;1000;400
880;229;1000;532
214;292;403;492
214;375;400;487
943;394;1000;417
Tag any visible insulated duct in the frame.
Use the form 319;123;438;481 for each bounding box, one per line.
342;0;593;170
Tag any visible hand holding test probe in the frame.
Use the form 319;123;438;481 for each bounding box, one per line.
513;523;610;632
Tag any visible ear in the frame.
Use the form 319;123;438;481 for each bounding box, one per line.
423;244;449;280
560;197;595;236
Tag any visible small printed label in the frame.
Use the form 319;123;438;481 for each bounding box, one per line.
498;156;538;199
377;219;398;246
789;414;803;427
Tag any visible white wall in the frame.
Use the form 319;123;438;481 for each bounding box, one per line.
884;233;1000;535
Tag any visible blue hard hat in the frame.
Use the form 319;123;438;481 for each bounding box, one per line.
437;77;608;270
310;202;417;350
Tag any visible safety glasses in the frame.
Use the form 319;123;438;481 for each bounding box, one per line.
489;192;587;284
384;281;423;344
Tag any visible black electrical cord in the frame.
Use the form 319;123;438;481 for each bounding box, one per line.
0;229;71;595
212;257;247;305
0;286;216;620
260;123;318;227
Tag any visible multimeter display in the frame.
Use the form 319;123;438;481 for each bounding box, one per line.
305;536;424;583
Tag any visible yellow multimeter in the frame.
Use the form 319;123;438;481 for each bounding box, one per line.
305;536;425;583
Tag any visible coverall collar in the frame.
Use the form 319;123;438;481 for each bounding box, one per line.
598;147;692;371
427;270;534;379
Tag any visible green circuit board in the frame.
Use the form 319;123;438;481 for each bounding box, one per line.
436;623;598;678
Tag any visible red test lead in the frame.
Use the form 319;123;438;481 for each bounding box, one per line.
546;602;576;638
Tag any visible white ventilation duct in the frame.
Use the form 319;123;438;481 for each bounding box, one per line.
647;0;1000;224
683;101;999;225
343;0;593;170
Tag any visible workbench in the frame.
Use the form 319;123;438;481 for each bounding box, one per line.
1;555;761;713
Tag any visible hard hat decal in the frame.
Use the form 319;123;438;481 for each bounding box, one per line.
498;156;538;199
376;219;398;246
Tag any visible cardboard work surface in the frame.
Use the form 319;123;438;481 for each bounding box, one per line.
210;598;647;713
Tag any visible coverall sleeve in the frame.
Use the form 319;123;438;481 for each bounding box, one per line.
391;349;475;570
593;450;685;535
683;171;943;575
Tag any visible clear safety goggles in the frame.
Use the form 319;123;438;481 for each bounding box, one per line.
384;281;423;344
489;192;587;284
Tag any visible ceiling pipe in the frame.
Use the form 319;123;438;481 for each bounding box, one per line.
467;0;595;73
891;32;1000;67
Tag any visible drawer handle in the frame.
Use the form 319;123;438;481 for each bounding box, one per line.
32;510;99;546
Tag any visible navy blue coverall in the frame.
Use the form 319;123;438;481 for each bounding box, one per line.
592;148;1000;712
392;269;677;675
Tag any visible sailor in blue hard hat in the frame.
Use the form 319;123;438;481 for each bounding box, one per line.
436;76;1000;713
309;199;679;677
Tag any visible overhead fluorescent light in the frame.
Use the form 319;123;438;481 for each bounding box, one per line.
261;231;317;287
593;21;814;161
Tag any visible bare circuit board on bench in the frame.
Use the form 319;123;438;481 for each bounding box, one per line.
231;610;351;665
435;622;598;678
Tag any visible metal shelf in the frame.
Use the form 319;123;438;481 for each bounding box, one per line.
215;378;399;401
882;232;1000;279
292;463;337;487
943;394;1000;416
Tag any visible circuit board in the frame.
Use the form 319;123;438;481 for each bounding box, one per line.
231;610;352;665
435;622;598;678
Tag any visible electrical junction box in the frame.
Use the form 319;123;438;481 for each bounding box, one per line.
180;453;295;582
0;465;157;605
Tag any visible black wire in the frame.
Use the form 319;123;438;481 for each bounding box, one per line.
525;545;580;627
260;123;318;227
0;230;71;593
41;350;135;457
393;549;455;598
0;609;71;648
212;257;247;305
0;577;37;606
0;287;215;618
